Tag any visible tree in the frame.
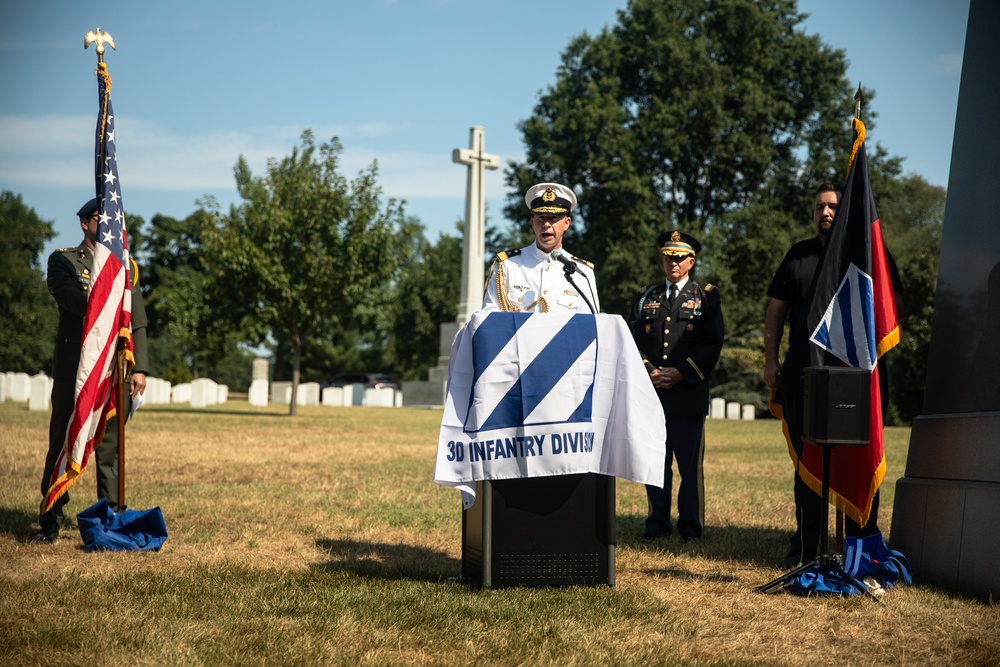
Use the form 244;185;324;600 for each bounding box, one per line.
0;191;57;373
141;208;247;385
502;0;945;418
205;131;413;415
505;0;857;316
388;227;462;380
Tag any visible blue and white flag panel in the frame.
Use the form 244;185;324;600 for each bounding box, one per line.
809;263;877;371
465;312;597;432
435;311;667;508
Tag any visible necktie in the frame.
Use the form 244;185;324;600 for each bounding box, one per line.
668;284;678;308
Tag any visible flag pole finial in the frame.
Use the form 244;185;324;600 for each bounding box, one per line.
84;28;116;65
847;84;866;175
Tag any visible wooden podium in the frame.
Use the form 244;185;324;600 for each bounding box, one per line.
461;472;615;587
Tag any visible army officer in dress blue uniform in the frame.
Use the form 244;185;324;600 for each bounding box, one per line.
33;198;150;544
482;182;600;314
628;231;724;543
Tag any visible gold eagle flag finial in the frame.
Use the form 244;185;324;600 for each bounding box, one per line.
84;28;116;64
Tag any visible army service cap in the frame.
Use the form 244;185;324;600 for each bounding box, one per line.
525;182;577;215
657;230;702;257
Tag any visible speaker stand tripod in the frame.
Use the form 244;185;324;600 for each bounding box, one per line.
755;443;882;603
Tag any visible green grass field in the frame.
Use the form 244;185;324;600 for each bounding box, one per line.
1;401;997;666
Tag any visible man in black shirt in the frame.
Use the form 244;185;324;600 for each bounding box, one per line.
763;182;903;568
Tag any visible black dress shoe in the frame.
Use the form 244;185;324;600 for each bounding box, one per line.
31;524;60;544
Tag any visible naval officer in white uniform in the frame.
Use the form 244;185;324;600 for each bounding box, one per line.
482;182;600;313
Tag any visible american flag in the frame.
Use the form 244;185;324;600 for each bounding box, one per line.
42;63;134;513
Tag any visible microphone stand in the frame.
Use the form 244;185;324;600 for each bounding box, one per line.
562;266;596;314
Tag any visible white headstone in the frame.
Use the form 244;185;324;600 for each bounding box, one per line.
191;378;218;408
452;126;500;325
144;377;158;404
726;401;741;420
297;382;320;406
143;377;156;404
9;372;30;402
28;373;50;411
217;384;229;404
344;384;365;407
365;387;395;408
172;382;192;404
0;372;7;402
271;381;292;405
741;404;756;420
710;397;726;419
248;378;269;407
321;386;343;406
149;377;172;404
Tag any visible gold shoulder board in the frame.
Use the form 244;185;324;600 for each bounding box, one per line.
497;248;521;261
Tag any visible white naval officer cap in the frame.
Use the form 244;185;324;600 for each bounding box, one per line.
525;182;577;214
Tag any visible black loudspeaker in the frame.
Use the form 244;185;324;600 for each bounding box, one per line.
801;366;871;446
462;473;615;587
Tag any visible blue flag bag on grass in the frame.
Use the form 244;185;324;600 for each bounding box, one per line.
784;532;911;597
77;498;168;552
785;567;863;596
843;532;912;588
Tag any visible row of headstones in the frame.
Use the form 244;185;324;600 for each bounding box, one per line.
1;372;53;411
0;371;227;410
4;371;751;417
171;378;229;408
247;379;402;408
709;397;757;420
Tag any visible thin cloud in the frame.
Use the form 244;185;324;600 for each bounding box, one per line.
0;113;494;201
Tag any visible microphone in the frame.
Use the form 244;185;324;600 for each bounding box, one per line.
550;248;578;274
552;248;597;313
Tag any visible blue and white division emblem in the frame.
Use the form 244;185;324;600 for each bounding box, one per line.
810;263;877;370
464;312;597;433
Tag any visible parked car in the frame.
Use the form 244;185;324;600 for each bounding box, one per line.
322;372;399;391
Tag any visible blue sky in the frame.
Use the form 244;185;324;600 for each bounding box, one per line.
1;1;969;259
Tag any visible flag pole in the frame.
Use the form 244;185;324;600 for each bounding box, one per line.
835;82;865;555
117;344;126;509
86;28;126;511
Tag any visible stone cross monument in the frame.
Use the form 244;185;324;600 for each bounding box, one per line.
401;127;500;407
452;126;500;325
